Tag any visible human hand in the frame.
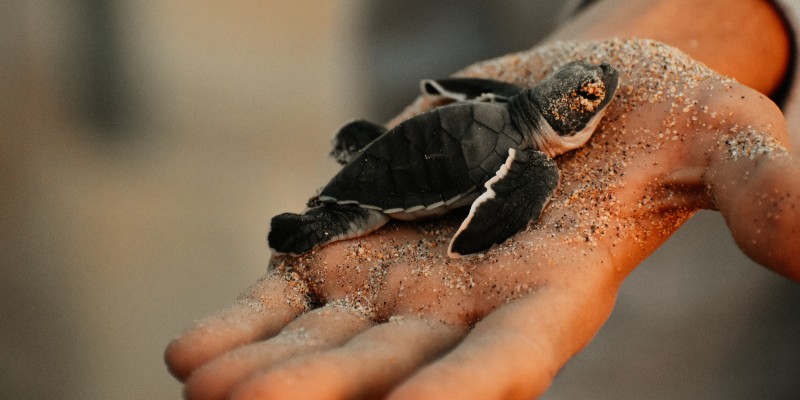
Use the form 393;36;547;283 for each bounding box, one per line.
165;39;800;399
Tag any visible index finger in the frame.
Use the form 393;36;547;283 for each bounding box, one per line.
165;269;311;380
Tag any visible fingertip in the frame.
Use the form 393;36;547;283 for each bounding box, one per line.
163;308;289;382
164;335;193;381
165;273;310;382
163;308;283;382
163;326;216;381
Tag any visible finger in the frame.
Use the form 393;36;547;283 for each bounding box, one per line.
165;271;311;380
389;281;617;400
230;317;466;400
184;303;374;400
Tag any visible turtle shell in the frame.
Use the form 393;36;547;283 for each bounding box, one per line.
318;101;527;214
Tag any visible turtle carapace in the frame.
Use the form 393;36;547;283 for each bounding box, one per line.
269;61;619;258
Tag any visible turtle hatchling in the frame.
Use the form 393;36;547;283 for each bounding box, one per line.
268;61;619;258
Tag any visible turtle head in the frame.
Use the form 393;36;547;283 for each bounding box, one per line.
527;61;619;155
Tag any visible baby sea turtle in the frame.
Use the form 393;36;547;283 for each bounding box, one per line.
269;61;619;258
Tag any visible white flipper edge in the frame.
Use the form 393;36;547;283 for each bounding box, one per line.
447;149;518;258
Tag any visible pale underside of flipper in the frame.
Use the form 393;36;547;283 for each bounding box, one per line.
448;148;560;258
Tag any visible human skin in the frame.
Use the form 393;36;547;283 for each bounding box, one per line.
165;1;799;399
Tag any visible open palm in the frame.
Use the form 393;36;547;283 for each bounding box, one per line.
166;39;800;400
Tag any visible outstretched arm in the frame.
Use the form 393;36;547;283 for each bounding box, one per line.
167;40;799;399
166;1;798;399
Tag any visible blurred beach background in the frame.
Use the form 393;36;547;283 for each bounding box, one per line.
2;1;798;399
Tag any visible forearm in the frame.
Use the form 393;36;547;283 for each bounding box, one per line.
549;0;790;96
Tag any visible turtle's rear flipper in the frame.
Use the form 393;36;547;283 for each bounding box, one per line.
448;149;559;258
269;204;389;255
330;120;387;165
421;78;523;103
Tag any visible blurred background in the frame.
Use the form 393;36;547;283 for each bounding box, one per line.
1;1;798;399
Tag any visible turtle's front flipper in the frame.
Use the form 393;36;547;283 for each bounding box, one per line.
269;204;389;255
448;149;559;258
330;120;387;165
421;78;523;103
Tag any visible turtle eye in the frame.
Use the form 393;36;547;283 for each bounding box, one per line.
578;79;603;101
573;78;605;113
579;87;601;102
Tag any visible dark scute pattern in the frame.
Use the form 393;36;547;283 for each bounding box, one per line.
321;103;520;211
438;104;473;139
472;103;507;132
